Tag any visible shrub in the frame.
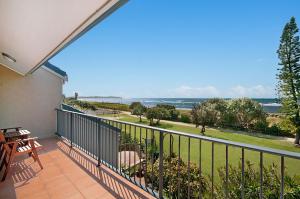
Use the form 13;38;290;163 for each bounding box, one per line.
145;155;209;198
215;161;300;199
180;113;191;123
129;102;143;110
157;104;179;121
168;109;180;121
119;133;139;151
91;102;130;111
66;99;97;111
131;103;146;122
146;107;170;125
157;104;176;110
278;117;297;135
228;98;267;130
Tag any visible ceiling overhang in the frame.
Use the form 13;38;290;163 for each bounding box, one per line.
0;0;127;76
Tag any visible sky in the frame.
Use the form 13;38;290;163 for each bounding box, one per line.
49;0;300;98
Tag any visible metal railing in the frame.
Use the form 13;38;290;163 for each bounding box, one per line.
56;109;300;199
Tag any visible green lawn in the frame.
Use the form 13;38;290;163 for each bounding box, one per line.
100;114;300;179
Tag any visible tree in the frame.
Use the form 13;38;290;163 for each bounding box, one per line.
191;102;217;134
157;104;180;121
129;102;143;110
132;104;146;122
146;107;169;125
228;98;266;129
277;17;300;144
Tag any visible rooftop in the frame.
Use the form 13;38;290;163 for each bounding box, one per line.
43;61;68;80
0;137;154;199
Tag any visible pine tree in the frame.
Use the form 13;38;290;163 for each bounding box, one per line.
277;17;300;144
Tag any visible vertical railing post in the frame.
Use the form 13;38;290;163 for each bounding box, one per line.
97;118;101;167
70;112;73;148
159;131;164;199
158;131;164;199
56;110;59;135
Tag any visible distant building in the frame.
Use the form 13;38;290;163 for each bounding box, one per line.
0;62;67;138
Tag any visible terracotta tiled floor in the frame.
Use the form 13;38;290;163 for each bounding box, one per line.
0;137;155;199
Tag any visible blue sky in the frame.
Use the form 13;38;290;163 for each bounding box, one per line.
49;0;300;98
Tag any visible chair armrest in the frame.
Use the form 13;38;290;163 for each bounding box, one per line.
1;127;22;132
5;139;21;145
21;137;38;142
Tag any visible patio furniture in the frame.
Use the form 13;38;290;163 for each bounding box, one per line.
0;131;43;181
0;127;22;133
4;129;31;142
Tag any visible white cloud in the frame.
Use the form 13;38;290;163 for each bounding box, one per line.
168;85;221;98
229;85;274;98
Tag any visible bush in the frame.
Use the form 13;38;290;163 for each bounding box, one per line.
145;155;209;198
180;113;191;123
215;161;300;199
129;102;143;110
278;117;297;135
91;102;130;111
131;103;146;122
119;133;139;151
228;98;267;130
146;107;170;125
157;104;179;121
66;99;97;111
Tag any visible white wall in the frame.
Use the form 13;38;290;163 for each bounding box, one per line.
0;64;64;138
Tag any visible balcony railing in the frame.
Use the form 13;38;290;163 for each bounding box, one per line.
56;109;300;199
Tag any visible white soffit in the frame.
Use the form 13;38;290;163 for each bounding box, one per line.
0;0;126;75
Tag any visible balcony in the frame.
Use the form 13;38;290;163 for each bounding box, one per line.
1;109;300;199
0;137;154;199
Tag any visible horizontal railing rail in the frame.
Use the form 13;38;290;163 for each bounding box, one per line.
56;109;300;199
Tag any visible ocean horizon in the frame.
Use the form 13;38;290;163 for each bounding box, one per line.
78;97;282;113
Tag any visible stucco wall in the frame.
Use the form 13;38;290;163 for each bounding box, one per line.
0;65;64;138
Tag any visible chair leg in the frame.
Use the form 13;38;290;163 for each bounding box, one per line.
29;152;37;162
32;148;43;169
2;151;15;181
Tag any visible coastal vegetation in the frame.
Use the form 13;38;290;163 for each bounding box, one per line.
276;17;300;145
64;97;130;111
115;114;300;197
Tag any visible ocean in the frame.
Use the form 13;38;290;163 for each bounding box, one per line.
79;97;282;113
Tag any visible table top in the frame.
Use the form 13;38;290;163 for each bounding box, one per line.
4;129;31;138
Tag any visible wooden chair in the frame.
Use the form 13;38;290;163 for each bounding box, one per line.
0;127;22;133
0;131;43;181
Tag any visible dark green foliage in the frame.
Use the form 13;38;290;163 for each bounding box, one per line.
129;102;143;110
252;121;294;137
191;98;228;133
64;98;130;111
157;104;180;121
146;107;170;125
168;109;180;121
119;133;139;151
131;102;146;122
191;98;276;136
145;155;209;198
277;17;300;144
157;104;176;110
215;161;300;199
65;99;96;111
180;113;191;123
228;98;267;130
90;102;130;111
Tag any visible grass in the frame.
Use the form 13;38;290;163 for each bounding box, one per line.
99;113;300;180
